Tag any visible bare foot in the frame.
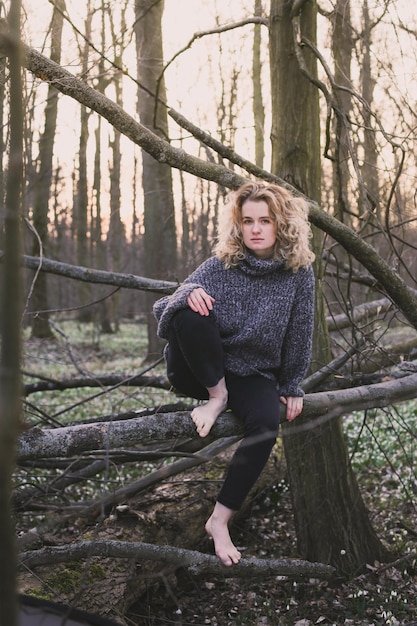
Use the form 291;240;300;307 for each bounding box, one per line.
206;513;241;567
191;397;227;437
191;378;227;438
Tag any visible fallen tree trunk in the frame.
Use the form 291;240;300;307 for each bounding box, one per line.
16;447;286;622
17;371;417;462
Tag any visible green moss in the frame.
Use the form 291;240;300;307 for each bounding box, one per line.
46;568;82;595
87;563;107;580
204;466;226;480
24;588;54;601
40;561;108;597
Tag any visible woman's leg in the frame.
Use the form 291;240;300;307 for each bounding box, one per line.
205;502;242;567
217;373;281;510
205;374;281;565
166;309;227;437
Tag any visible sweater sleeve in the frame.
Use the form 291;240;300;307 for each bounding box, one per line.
278;265;315;398
152;257;219;340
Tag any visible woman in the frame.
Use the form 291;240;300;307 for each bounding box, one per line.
153;182;315;567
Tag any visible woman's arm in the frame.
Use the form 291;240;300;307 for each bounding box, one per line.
152;257;222;338
278;266;315;398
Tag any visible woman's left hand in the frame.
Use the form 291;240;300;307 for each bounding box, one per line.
279;396;303;421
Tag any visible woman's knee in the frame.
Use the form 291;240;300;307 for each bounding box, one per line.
249;409;280;439
228;376;281;435
172;308;216;334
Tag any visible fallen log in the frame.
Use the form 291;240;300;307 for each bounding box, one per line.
17;371;417;462
19;539;335;580
16;449;286;620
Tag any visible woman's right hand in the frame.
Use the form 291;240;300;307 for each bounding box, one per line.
187;288;215;316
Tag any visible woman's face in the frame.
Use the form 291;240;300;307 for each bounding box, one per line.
241;200;277;259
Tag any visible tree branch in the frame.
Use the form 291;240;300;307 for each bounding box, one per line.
301;338;366;392
2;37;417;328
19;539;335;580
23;373;171;396
308;204;417;329
16;41;248;189
168;107;278;183
17;372;417;462
157;18;268;114
0;252;177;294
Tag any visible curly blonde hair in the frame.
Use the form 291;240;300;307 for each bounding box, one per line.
214;182;315;271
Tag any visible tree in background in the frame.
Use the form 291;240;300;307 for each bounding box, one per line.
75;0;94;322
104;0;129;332
135;0;177;361
252;0;265;169
30;0;65;338
358;0;380;218
330;0;353;223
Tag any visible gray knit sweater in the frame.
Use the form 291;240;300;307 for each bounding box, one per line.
153;253;315;397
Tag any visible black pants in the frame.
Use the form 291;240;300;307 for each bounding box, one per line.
166;308;282;511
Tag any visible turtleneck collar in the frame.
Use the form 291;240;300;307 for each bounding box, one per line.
238;252;286;276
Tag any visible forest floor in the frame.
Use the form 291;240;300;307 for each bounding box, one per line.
129;474;417;626
21;322;417;626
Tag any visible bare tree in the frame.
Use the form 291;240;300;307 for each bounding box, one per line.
75;0;94;323
331;0;353;222
253;0;265;169
29;0;65;338
135;0;177;360
358;0;380;217
105;0;129;332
